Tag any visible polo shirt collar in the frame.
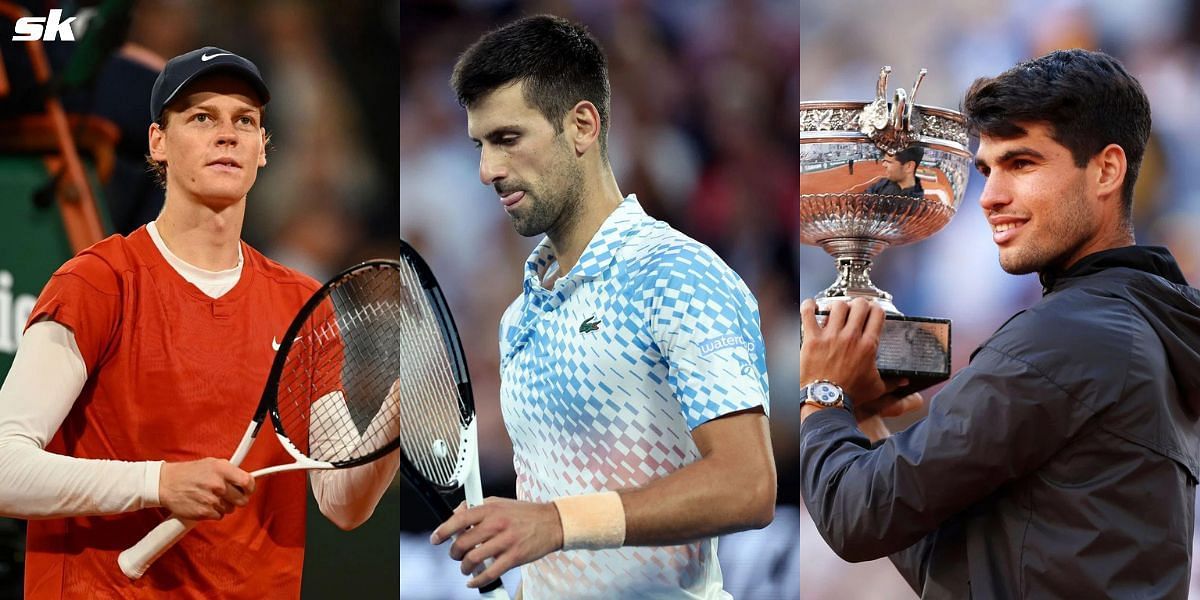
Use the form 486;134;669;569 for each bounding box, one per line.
523;194;647;291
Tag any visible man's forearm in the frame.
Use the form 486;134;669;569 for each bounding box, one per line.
0;322;161;518
618;414;775;546
799;408;933;561
310;448;401;530
802;404;891;443
800;348;1091;563
0;442;160;518
430;411;776;584
308;384;403;530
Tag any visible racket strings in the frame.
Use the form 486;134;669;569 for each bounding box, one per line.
275;268;407;464
390;260;467;486
303;319;383;463
271;261;468;480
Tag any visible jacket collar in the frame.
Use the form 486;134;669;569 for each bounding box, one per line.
1040;245;1187;294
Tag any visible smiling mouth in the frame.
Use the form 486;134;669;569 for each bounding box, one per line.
990;218;1028;245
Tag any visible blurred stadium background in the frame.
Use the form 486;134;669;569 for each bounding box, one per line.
2;0;1200;598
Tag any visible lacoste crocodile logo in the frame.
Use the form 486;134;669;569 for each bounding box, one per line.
579;316;601;334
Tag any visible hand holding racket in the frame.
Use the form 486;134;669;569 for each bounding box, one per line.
384;241;509;598
118;250;509;598
118;259;411;579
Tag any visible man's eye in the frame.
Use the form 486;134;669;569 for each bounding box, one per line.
195;114;209;122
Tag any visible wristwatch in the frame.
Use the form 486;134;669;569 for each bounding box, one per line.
800;379;850;411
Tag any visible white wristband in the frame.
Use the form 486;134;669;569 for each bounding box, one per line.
552;491;626;551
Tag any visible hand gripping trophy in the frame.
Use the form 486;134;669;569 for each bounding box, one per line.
797;67;972;393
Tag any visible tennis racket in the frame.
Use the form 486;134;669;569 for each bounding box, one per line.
119;249;508;597
387;241;507;598
118;259;410;579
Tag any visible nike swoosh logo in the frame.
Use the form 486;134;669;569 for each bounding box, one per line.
201;52;234;62
271;336;302;351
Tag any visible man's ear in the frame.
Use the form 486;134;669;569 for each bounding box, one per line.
148;121;168;163
259;128;268;167
565;100;601;157
1094;143;1127;202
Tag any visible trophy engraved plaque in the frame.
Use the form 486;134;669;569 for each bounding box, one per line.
798;67;972;394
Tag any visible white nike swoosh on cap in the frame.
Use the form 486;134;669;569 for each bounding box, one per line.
201;52;234;62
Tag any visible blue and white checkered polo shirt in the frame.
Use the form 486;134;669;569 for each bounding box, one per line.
499;195;769;599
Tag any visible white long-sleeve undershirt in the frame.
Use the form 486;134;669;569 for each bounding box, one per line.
0;320;158;517
0;223;399;526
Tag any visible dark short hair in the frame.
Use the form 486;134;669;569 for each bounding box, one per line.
895;146;924;166
450;15;611;156
963;49;1151;216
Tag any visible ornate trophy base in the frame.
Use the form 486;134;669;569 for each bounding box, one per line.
875;315;950;396
809;312;951;397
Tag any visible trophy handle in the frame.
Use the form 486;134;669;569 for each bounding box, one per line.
909;68;928;105
875;65;892;100
905;69;928;133
890;88;909;135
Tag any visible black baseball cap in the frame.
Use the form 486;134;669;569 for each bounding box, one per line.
149;46;270;122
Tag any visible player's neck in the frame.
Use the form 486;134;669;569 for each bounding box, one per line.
544;171;622;287
155;194;246;271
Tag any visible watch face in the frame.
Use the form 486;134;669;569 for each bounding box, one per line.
811;382;842;406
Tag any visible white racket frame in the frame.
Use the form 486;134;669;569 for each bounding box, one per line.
446;419;509;599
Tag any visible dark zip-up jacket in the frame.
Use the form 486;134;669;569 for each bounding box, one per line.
799;246;1200;598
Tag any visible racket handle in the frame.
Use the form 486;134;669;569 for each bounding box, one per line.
117;516;196;579
478;587;510;599
461;427;509;597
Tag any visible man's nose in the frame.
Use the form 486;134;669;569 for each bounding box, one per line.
479;147;507;185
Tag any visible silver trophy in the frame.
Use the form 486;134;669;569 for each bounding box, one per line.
798;67;972;393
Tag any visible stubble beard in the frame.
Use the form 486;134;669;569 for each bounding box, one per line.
509;143;585;238
998;182;1096;275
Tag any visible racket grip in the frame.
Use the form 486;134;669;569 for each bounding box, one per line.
117;516;197;580
478;586;510;599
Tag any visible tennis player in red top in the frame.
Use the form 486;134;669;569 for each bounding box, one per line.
0;47;399;599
